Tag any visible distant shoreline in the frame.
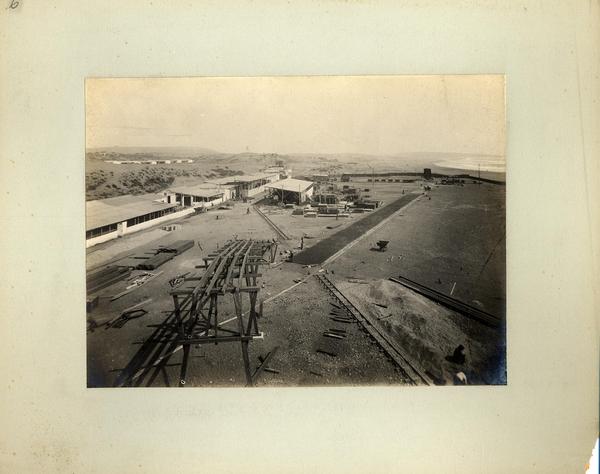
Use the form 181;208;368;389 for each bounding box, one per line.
434;157;505;174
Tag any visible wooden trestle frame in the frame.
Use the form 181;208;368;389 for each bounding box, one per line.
169;239;277;387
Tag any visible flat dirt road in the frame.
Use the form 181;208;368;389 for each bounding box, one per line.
294;193;419;265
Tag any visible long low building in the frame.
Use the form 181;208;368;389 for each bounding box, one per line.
86;194;194;248
165;184;231;208
206;172;280;199
266;178;314;204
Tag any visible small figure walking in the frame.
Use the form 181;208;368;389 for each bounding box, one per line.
300;236;304;250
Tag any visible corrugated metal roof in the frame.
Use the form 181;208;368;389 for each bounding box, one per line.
266;178;314;193
86;195;178;231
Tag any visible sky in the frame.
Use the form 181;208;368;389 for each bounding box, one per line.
86;75;505;156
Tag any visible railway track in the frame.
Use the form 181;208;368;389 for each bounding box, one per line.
317;274;433;386
389;276;501;327
253;205;291;240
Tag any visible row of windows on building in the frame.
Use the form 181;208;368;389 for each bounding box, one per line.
85;207;178;240
126;207;178;227
86;223;118;239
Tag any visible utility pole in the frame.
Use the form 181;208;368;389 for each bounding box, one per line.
367;164;375;195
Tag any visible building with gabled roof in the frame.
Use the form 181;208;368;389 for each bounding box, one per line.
266;178;314;204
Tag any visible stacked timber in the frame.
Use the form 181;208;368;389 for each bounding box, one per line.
87;266;131;294
158;240;194;255
136;252;174;270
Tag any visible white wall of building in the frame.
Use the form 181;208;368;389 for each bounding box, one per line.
85;230;119;248
247;185;267;197
85;207;195;248
191;194;227;208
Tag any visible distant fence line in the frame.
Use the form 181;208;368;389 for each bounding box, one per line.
328;172;505;185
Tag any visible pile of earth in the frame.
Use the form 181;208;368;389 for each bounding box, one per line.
336;278;506;385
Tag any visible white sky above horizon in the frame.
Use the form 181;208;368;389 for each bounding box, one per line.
86;75;505;157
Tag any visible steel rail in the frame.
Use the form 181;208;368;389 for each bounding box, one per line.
253;205;290;240
317;274;433;386
389;276;501;327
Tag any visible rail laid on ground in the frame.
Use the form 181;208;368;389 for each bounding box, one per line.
317;274;433;386
389;275;501;328
253;205;291;240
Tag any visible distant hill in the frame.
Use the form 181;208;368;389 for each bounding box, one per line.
88;146;222;156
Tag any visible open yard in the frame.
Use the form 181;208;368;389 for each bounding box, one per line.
87;179;506;387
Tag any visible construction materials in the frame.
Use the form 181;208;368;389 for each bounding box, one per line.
168;272;190;289
328;328;346;334
316;348;337;357
158;240;194;255
253;205;290;240
110;271;163;301
317;274;433;386
120;298;153;315
389;275;501;327
166;239;277;387
330;317;354;324
136;252;174;270
87;266;132;294
252;346;280;383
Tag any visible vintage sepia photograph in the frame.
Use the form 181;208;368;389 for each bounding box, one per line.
85;75;506;388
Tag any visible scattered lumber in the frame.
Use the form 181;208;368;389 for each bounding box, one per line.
87;266;132;294
316;348;337;357
330;317;354;324
252;346;280;384
110;272;163;301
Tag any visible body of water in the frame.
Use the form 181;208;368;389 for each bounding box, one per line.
433;156;506;182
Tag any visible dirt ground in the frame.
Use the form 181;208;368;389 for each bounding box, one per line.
86;180;506;387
